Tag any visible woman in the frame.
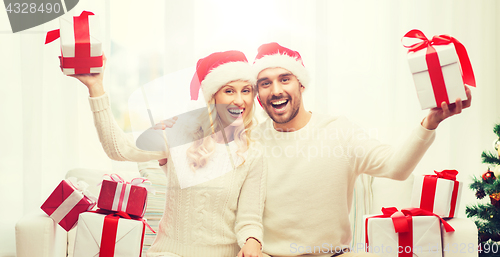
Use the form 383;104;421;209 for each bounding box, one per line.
70;51;265;257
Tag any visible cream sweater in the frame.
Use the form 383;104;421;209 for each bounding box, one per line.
89;93;266;257
252;113;435;257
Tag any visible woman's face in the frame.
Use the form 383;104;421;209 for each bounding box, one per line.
213;80;254;128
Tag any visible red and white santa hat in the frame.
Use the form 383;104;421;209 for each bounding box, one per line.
252;42;310;88
190;50;255;102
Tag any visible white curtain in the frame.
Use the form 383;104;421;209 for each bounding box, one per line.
0;1;113;256
1;0;498;256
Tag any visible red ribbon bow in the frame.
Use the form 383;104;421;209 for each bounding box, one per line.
365;207;454;257
93;209;156;234
421;170;460;217
433;169;458;180
402;29;476;107
371;207;454;233
102;173;154;193
45;11;95;44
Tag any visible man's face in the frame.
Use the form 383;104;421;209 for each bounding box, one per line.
257;67;304;124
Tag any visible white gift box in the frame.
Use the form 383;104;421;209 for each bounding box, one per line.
407;44;467;110
441;218;478;257
59;13;103;75
364;214;443;257
73;212;145;257
411;175;463;218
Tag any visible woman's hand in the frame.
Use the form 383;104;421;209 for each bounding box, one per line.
237;238;263;257
69;54;107;97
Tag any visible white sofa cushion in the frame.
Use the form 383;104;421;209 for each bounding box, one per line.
15;210;67;257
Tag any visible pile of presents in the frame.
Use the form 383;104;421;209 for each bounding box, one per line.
41;174;154;257
364;29;478;257
363;170;478;257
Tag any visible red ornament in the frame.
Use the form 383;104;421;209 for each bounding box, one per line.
483;169;496;183
491;193;500;208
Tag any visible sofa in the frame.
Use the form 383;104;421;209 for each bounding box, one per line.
15;161;416;257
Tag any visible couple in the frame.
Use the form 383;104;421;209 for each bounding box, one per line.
71;42;471;257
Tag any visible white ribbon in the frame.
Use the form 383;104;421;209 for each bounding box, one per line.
111;183;132;212
101;174;156;195
50;189;83;223
67;177;98;209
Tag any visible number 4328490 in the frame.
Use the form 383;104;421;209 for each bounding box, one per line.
5;2;61;14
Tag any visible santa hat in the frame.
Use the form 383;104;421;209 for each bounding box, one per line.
190;50;255;102
252;42;310;88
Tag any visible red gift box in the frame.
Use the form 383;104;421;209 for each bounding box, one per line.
402;29;476;110
45;10;103;75
41;178;97;231
97;174;151;217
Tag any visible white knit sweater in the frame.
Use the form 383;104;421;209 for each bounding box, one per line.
88;93;266;257
252;112;435;257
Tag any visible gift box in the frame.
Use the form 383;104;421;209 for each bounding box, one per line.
45;11;103;75
440;218;478;257
402;29;475;110
364;207;454;257
41;178;97;231
97;174;150;217
411;170;463;218
73;211;146;257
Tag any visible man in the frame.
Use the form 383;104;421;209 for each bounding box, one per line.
251;42;471;257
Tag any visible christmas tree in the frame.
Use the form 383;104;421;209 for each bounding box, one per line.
466;123;500;256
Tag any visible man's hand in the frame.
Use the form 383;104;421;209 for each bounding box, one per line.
422;85;472;130
237;238;263;257
155;117;178;166
69;54;107;97
153;116;178;130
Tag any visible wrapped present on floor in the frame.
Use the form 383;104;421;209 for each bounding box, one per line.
73;210;151;257
411;170;463;218
97;174;152;217
440;218;478;257
45;10;103;75
41;177;97;231
364;207;454;257
402;29;476;110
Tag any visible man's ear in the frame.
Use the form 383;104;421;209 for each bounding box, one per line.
300;83;305;92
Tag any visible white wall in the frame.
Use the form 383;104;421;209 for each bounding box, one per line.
1;0;499;256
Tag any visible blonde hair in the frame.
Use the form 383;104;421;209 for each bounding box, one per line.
186;83;256;171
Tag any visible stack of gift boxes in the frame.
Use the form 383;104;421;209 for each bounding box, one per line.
363;170;479;257
362;30;479;257
41;174;153;257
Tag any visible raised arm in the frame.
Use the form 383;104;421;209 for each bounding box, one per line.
350;85;472;179
70;55;168;162
236;146;267;257
89;93;168;162
350;123;435;180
